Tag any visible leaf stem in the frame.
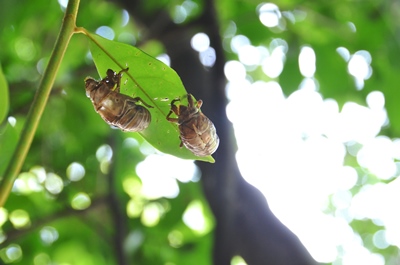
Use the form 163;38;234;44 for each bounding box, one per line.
0;0;81;207
79;29;156;108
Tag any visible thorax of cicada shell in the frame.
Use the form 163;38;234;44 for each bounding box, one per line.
178;106;199;124
98;90;131;116
180;111;210;135
86;80;111;104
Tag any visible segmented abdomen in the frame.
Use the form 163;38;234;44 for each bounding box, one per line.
179;113;219;156
94;90;151;132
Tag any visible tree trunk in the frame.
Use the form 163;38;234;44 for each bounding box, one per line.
115;0;317;264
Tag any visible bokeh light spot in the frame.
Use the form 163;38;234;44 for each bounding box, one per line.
40;226;59;245
33;253;51;265
373;230;389;249
13;172;41;194
357;136;396;180
121;9;130;26
123;177;142;198
182;200;212;235
238;45;261;66
2;244;23;263
347;50;372;90
14;37;36;61
230;35;250;54
157;53;171;66
199;47;216;67
57;0;68;9
127;198;144;218
136;154;196;199
71;192;91;210
96;144;113;174
141;202;163;227
66;162;85;181
0;208;8;227
95;26;115;40
347;21;357;32
9;209;30;229
299;46;316;77
258;3;281;28
168;230;183;248
262;46;285;78
366;91;385;110
224;60;246;81
44;173;64;194
172;5;187;24
30;166;46;183
96;144;113;162
124;230;144;253
231;255;248;265
8;116;16;127
191;32;210;52
337;46;351;61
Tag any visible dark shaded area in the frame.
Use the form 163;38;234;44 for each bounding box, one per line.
113;0;318;264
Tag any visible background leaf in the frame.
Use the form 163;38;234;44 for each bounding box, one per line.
0;122;19;176
85;32;215;163
0;64;9;124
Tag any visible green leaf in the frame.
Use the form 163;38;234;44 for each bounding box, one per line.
0;122;19;176
84;32;215;163
0;64;9;124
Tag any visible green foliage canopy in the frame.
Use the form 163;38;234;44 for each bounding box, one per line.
1;0;400;264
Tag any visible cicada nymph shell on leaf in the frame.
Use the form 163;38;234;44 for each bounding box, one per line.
85;68;152;132
166;94;219;156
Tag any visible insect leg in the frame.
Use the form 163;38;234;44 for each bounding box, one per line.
114;68;129;93
131;97;153;108
117;68;129;74
166;109;179;123
171;98;181;106
166;98;181;122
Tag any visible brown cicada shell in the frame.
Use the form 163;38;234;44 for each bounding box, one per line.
166;94;219;156
85;68;152;132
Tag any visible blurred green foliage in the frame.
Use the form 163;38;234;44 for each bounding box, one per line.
0;66;9;124
0;0;214;264
1;0;400;264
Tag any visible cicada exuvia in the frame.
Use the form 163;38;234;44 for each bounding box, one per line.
167;94;219;156
85;68;152;132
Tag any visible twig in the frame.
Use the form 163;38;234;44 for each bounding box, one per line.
0;0;81;207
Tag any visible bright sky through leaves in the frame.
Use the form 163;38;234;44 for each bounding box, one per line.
219;7;393;263
133;17;395;263
2;1;391;263
161;3;400;263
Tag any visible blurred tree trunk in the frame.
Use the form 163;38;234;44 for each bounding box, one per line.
114;0;317;264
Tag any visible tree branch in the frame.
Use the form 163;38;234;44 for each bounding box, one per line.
111;0;317;264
